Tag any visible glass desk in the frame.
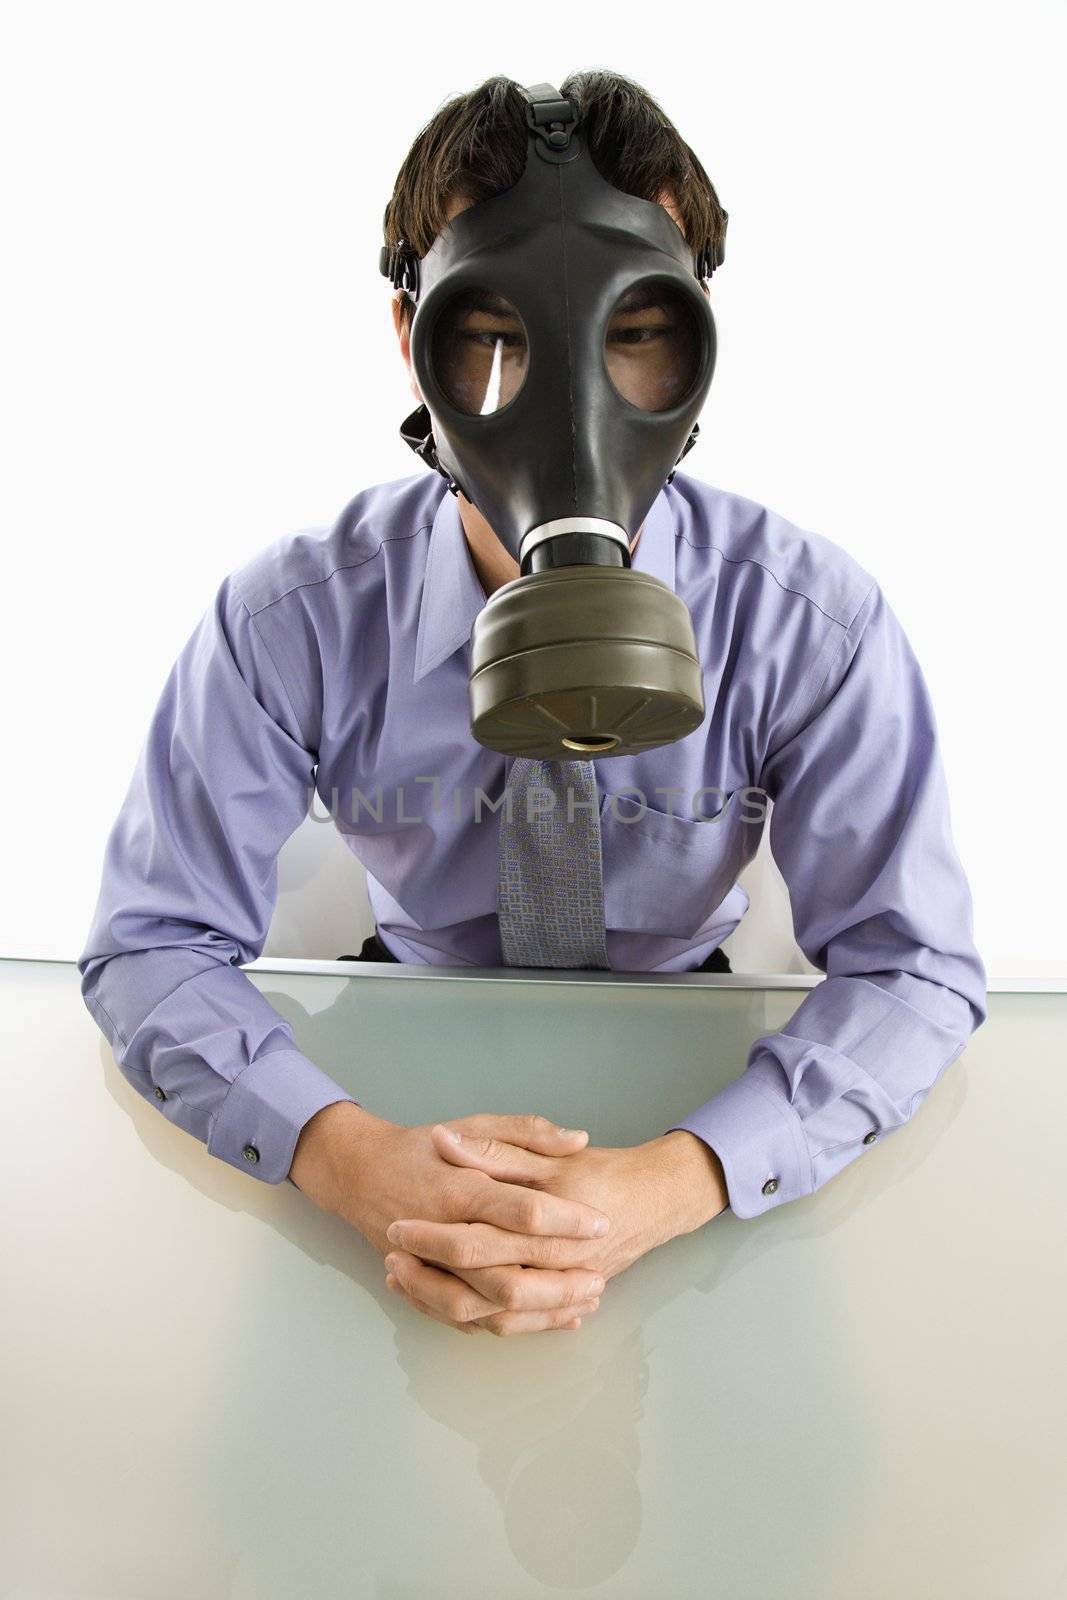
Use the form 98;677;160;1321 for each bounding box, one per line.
2;957;1064;1598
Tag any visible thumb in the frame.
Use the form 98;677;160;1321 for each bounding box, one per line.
429;1114;588;1180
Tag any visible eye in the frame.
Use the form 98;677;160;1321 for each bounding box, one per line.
604;285;703;412
608;323;672;345
460;327;526;349
431;288;530;415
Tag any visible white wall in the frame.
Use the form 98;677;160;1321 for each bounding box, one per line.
3;0;1063;978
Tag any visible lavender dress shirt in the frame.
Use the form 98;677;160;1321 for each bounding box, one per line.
77;469;987;1218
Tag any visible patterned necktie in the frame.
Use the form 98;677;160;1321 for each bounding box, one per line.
498;757;611;969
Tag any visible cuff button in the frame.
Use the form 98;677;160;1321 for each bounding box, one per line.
863;1130;878;1145
242;1144;261;1165
761;1177;779;1196
154;1087;166;1101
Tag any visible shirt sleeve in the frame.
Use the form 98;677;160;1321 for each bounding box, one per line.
77;571;361;1186
664;580;988;1219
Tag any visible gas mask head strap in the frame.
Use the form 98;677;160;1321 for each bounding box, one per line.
519;82;579;152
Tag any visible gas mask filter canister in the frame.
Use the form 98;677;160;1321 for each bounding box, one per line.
380;81;727;760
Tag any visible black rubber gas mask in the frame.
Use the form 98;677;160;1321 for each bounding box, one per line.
380;81;727;760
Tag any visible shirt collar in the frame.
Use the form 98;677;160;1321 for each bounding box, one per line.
413;484;676;684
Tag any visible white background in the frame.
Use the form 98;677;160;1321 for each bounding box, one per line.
2;0;1063;978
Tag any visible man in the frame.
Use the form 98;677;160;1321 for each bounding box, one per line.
77;71;987;1339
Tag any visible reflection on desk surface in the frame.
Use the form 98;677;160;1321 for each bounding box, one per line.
2;959;1064;1599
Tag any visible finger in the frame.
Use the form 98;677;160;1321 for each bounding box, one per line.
436;1113;590;1157
456;1261;606;1312
386;1254;504;1323
391;1275;599;1337
389;1250;605;1320
392;1244;605;1312
476;1175;610;1240
430;1122;561;1187
386;1274;484;1336
386;1220;604;1294
475;1297;602;1337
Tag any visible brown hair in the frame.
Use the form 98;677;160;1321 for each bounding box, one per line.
382;71;728;333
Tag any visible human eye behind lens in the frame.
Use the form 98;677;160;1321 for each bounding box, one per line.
610;327;664;345
608;321;675;346
459;320;527;350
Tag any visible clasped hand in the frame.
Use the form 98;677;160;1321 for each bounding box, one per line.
378;1114;702;1338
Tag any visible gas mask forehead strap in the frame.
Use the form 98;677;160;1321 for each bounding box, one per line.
519;82;579;151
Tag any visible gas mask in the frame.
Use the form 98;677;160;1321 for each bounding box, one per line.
380;81;727;760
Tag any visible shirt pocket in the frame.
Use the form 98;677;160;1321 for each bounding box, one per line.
600;788;748;937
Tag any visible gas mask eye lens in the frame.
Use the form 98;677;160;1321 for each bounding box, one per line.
604;282;702;412
430;287;529;416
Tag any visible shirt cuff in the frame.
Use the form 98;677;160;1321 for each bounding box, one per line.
206;1048;360;1185
664;1054;813;1219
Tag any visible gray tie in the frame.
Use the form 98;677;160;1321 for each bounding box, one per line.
498;757;610;969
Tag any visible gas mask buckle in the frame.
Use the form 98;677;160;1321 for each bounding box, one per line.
521;82;579;152
398;402;461;496
379;241;420;298
667;422;701;484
